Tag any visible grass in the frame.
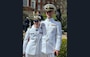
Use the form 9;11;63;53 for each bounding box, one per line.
57;39;67;57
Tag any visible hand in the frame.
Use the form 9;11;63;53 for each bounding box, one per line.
23;54;25;57
54;50;59;56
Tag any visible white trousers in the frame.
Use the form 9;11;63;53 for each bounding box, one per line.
25;54;40;57
41;53;55;57
25;53;55;57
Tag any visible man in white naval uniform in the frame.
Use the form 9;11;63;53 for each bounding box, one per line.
23;16;46;57
41;4;62;57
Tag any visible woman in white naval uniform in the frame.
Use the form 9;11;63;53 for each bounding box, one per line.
40;4;62;57
23;16;46;57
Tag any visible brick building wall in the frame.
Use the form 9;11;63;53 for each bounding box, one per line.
23;0;54;11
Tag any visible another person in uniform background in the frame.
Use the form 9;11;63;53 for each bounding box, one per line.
36;11;44;21
41;4;62;57
33;9;36;17
23;16;46;57
33;10;37;18
23;17;30;32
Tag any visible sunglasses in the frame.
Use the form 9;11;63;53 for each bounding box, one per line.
46;11;52;13
33;20;39;22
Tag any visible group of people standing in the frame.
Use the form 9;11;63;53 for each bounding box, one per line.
23;4;62;57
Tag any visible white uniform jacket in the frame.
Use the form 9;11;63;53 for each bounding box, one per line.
23;23;46;55
41;18;62;54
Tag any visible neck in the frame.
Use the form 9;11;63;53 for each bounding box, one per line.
47;17;52;19
34;24;40;28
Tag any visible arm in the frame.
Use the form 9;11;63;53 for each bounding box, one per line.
54;22;62;56
23;28;30;54
55;22;62;51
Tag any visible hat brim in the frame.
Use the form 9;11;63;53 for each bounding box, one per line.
43;4;56;12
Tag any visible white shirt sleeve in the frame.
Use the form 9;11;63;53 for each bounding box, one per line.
23;28;30;54
55;22;62;51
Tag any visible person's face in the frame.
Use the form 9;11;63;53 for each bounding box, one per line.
46;11;53;18
33;20;40;25
36;12;39;15
37;12;39;14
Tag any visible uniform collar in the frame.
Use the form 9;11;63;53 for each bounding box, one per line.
31;25;40;30
45;18;54;22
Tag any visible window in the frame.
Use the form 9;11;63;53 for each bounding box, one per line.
38;5;40;10
23;0;29;6
31;2;34;8
31;0;36;9
23;0;27;6
38;0;41;3
31;1;36;9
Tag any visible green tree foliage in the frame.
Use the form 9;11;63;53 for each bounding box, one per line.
57;39;67;57
61;14;67;32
